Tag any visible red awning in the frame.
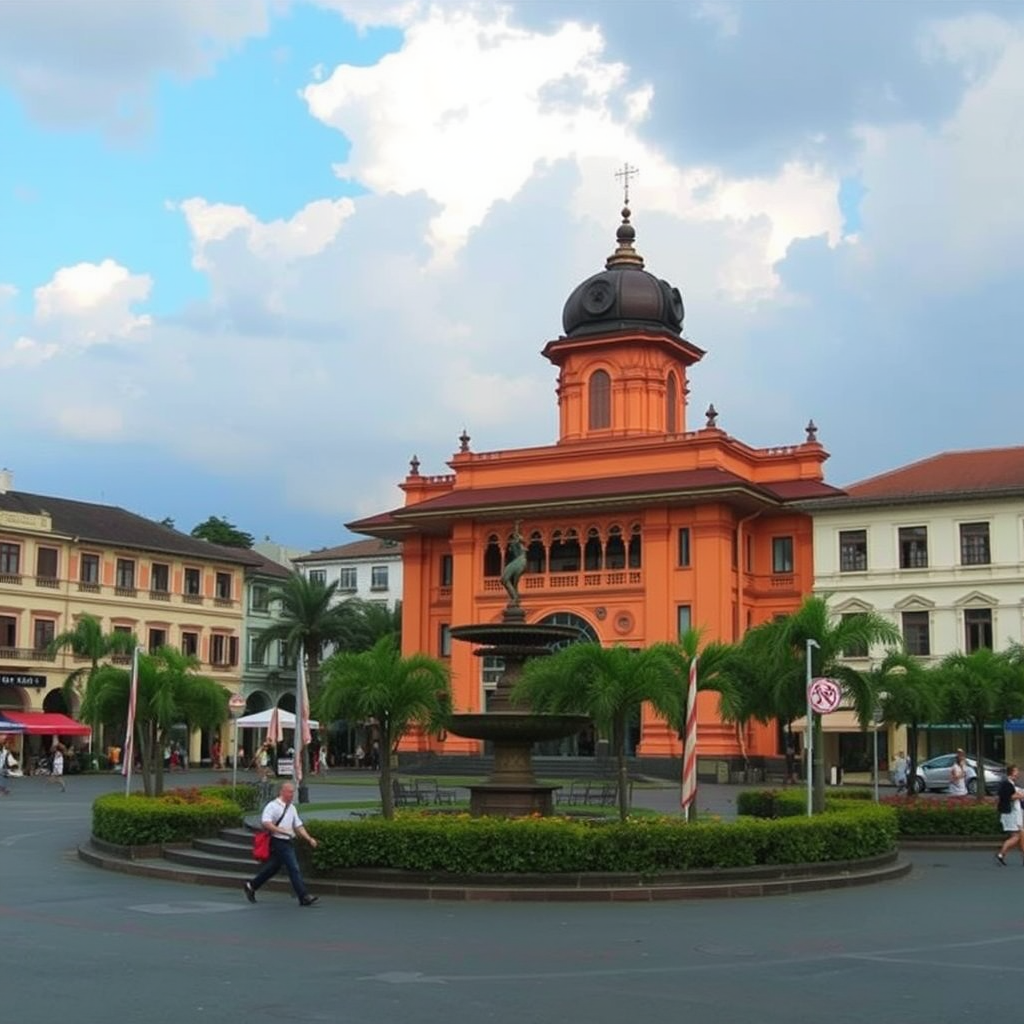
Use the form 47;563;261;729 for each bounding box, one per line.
1;711;92;736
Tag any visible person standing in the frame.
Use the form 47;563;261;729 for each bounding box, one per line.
949;749;969;796
244;782;319;906
47;743;66;792
0;740;11;796
996;765;1024;865
892;750;909;795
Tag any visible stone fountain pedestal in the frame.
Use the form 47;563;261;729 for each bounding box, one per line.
448;609;588;818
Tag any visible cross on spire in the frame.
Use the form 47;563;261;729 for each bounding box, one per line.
615;162;639;205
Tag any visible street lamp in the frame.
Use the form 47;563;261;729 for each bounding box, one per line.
805;639;819;817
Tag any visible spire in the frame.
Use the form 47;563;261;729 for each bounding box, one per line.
607;163;644;269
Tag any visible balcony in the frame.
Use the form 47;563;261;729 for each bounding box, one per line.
114;586;137;598
0;647;57;662
742;572;799;596
34;576;60;589
482;569;643;596
78;581;100;593
214;597;235;608
182;593;204;605
0;573;23;585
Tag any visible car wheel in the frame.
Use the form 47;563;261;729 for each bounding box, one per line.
967;778;978;795
913;777;926;794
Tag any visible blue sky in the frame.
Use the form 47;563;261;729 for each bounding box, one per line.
1;0;1023;550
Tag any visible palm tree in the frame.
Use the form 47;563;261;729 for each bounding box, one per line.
317;636;450;819
757;596;901;812
938;647;1024;801
334;598;402;652
81;646;228;796
47;614;137;706
513;641;686;822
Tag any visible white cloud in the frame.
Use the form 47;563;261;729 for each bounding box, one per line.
0;336;58;370
54;404;124;441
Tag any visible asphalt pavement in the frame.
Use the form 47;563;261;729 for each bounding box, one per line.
1;769;1020;1024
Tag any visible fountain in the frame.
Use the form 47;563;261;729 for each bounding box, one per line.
446;523;589;817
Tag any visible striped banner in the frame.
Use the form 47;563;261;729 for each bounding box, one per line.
122;646;140;791
680;654;698;819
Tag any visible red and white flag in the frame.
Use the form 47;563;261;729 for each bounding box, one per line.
680;654;698;819
294;656;313;786
122;646;140;781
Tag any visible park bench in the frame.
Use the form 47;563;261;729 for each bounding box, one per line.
413;778;458;804
392;778;429;808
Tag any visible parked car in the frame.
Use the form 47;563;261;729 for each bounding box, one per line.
913;753;1004;794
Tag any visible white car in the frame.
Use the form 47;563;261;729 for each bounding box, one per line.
913;754;1002;794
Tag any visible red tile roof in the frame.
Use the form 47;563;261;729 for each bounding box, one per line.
294;537;403;562
846;446;1024;500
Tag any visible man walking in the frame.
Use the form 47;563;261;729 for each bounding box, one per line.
244;782;319;906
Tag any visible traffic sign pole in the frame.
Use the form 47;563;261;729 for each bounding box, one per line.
228;693;246;797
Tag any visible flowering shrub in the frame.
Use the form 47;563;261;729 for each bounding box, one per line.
92;791;244;845
881;794;1001;837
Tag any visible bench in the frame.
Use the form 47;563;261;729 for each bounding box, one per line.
557;780;622;808
392;779;429;808
413;778;458;805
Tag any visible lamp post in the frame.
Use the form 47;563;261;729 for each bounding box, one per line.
228;692;246;797
805;639;820;817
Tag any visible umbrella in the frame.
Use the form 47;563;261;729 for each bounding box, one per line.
0;712;26;733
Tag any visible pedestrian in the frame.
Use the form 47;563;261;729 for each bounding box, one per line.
317;743;328;775
370;739;380;772
244;782;319;906
892;750;908;795
996;764;1024;866
355;743;365;768
47;743;67;792
211;739;222;771
0;740;11;796
949;749;969;796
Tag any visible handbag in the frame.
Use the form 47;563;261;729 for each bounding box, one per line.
253;806;289;861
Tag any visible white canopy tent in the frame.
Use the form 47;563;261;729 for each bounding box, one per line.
235;708;319;730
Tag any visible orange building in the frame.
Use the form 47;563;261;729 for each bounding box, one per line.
351;204;842;762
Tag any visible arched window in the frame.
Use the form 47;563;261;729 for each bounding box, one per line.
628;523;642;569
666;372;678;433
549;529;581;573
584;527;603;571
483;534;503;577
526;531;547;574
605;525;626;569
588;369;611;430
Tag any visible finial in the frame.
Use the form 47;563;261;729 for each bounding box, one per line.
805;419;818;443
409;454;421;476
705;403;718;428
606;163;645;269
458;428;471;453
615;162;639;206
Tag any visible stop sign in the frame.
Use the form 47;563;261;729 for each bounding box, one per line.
228;693;246;717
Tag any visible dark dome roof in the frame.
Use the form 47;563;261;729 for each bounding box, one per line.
562;206;684;338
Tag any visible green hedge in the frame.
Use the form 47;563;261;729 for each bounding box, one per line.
883;796;1002;837
201;784;261;812
92;790;243;846
306;803;897;876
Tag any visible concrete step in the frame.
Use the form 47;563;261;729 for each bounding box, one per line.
193;836;255;860
164;845;258;872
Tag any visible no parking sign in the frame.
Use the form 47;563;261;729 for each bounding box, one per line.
807;677;843;714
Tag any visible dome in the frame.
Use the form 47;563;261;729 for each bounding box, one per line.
562;206;684;338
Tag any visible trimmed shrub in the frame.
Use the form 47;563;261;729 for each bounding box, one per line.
93;792;243;846
201;784;261;813
736;789;805;818
307;803;897;876
883;795;1002;837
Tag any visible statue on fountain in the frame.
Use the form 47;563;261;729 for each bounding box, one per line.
500;520;527;607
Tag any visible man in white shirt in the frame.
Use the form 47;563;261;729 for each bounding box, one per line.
244;782;319;906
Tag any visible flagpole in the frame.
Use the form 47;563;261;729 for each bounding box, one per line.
680;654;699;822
295;653;309;803
123;645;140;797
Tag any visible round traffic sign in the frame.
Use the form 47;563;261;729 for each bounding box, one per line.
228;693;246;716
807;677;843;714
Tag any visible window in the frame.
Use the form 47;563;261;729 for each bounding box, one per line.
112;625;132;636
211;634;238;666
588;369;611;430
840;613;868;657
902;611;930;656
898;526;928;569
584;528;603;571
181;631;199;658
772;537;794;574
666;372;678;434
250;584;269;612
0;615;15;647
33;619;55;651
965;608;993;652
0;542;20;575
215;572;232;600
309;569;327;586
80;553;100;584
745;534;753;573
483;536;503;577
148;628;167;651
960;522;991;565
115;558;136;591
677;527;691;568
338;567;357;592
249;634;266;666
151;562;170;592
604;527;625;570
628;523;642;570
184;567;201;595
36;547;58;580
371;565;389;591
677;605;692;640
439;623;452;657
439;555;453;588
839;529;867;572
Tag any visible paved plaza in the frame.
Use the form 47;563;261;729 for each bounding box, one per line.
2;770;1022;1023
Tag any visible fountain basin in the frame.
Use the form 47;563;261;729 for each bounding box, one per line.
448;712;588;743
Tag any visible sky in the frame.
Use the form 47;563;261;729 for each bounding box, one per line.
2;0;1023;552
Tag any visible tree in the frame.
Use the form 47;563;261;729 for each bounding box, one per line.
334;598;402;652
513;641;686;822
754;596;901;812
158;516;176;529
47;613;137;705
317;636;450;819
190;515;255;549
80;646;228;796
938;647;1024;801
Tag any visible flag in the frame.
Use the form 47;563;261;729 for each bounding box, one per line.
294;655;313;785
122;646;140;780
680;654;698;819
266;706;283;747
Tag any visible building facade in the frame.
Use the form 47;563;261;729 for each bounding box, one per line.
0;479;254;762
350;204;842;762
804;447;1024;769
294;538;403;610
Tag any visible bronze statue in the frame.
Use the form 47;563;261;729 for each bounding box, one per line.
500;521;527;606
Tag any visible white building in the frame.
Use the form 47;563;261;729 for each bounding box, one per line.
293;538;403;610
804;446;1024;769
